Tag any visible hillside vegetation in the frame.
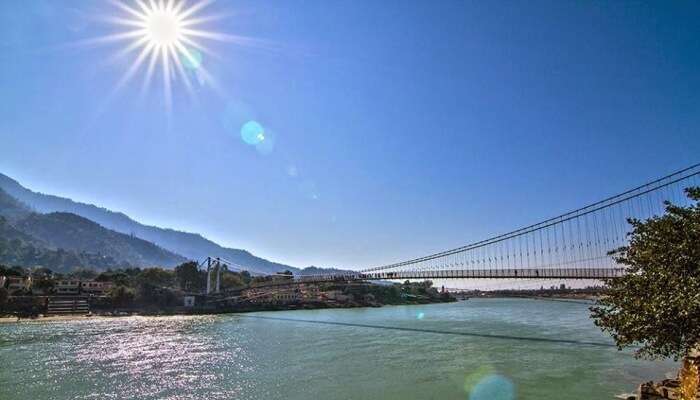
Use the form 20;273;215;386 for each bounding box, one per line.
0;173;297;274
0;188;184;272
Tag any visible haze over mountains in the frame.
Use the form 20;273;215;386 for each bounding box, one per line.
0;172;301;274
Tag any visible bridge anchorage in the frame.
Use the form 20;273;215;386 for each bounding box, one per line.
204;163;699;284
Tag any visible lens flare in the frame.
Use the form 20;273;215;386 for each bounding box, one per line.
180;47;202;69
255;129;276;155
241;121;265;145
464;367;515;400
286;165;299;178
299;180;319;200
464;366;496;394
469;375;515;400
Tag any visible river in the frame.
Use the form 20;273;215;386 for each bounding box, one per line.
0;298;677;400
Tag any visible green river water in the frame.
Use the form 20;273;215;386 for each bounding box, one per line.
0;298;677;400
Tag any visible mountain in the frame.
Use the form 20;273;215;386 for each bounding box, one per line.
0;187;185;271
0;186;31;222
13;212;186;268
0;173;298;274
0;215;124;272
299;266;351;275
0;214;45;247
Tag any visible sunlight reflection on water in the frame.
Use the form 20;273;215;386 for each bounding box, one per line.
1;316;261;400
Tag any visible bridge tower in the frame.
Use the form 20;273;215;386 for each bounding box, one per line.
215;257;221;293
206;257;212;294
205;257;224;295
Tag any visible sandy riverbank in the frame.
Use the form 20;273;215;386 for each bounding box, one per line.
0;314;130;324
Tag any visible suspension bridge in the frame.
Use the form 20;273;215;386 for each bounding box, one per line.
201;163;700;293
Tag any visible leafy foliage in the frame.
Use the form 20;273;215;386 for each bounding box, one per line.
591;187;700;360
136;267;175;288
0;287;8;310
32;275;55;293
174;261;205;291
108;286;135;308
220;271;246;290
0;264;25;277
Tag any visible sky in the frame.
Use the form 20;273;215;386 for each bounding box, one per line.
0;1;699;270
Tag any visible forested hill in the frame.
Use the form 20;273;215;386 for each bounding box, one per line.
0;188;184;271
0;185;31;221
14;212;186;267
0;215;125;272
0;173;298;274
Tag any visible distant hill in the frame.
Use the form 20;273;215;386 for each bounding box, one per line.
0;186;31;222
0;187;185;271
13;212;186;268
0;173;298;274
0;214;125;272
299;266;352;275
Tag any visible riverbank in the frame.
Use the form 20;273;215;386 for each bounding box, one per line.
618;350;700;400
1;278;455;319
0;314;123;324
458;288;603;304
0;293;457;324
490;294;598;304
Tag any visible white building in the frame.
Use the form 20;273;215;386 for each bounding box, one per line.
80;281;113;295
55;280;81;295
6;276;32;293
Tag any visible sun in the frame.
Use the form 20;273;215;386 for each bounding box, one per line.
84;0;265;109
90;0;232;108
144;8;182;46
125;1;198;51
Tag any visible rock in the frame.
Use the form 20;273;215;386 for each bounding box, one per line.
615;393;637;400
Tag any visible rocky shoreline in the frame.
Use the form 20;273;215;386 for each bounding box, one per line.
618;351;699;400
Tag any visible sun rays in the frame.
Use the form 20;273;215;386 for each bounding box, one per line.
86;0;241;109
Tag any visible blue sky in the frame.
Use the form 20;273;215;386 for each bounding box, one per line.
0;1;698;269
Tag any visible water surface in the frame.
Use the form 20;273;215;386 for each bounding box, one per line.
0;298;676;399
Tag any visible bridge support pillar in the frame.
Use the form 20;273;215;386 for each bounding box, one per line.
206;257;212;294
215;257;221;293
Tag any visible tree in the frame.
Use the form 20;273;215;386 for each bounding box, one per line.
108;285;135;308
137;267;175;288
221;272;245;290
0;287;8;312
32;267;53;277
32;276;54;294
96;271;131;287
277;270;294;281
591;187;700;360
135;283;178;308
175;262;204;291
70;268;98;280
239;270;252;285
